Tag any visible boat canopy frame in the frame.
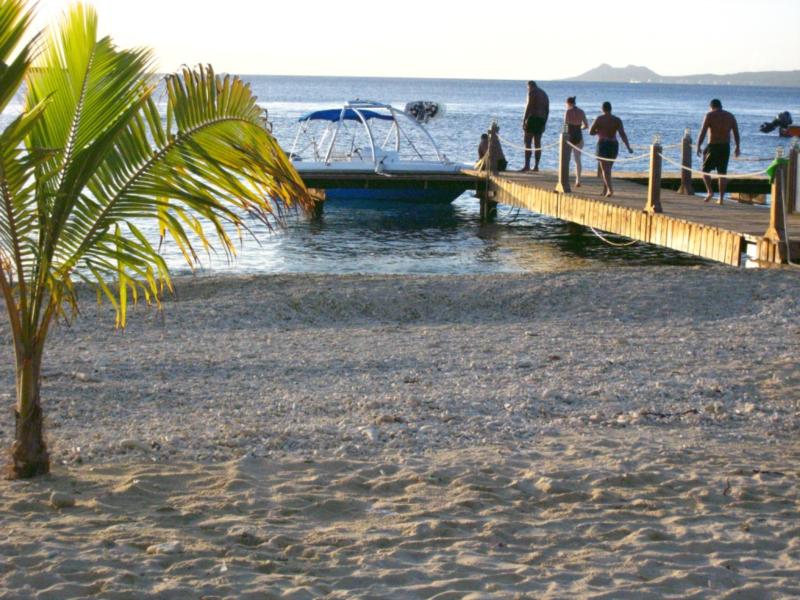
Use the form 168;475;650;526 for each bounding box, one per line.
290;100;449;168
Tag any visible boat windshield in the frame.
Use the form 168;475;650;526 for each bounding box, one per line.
290;102;446;165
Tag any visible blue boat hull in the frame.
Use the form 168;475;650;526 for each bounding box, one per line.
324;187;465;204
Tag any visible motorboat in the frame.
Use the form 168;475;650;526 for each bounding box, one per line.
760;111;800;137
288;100;470;203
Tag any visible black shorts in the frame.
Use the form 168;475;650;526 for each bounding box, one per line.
525;116;547;136
597;140;619;160
703;143;730;175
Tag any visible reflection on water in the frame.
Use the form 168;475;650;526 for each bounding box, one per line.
172;193;708;277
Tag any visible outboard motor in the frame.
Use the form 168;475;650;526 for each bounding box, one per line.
760;111;792;133
404;101;445;124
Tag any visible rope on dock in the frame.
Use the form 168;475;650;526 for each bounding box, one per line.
567;142;652;163
497;135;560;153
630;143;682;151
588;226;638;247
658;153;769;180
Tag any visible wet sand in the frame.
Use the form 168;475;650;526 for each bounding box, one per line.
0;268;798;598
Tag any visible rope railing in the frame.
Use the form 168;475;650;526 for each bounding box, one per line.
496;134;560;153
567;141;652;163
631;142;682;151
658;153;769;180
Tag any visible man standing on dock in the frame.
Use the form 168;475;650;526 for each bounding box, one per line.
697;99;741;204
522;81;549;172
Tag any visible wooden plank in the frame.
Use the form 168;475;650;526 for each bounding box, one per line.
730;234;742;266
703;227;727;262
722;231;733;266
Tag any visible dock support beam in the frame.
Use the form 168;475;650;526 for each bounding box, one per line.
645;140;663;214
788;141;799;214
479;122;499;222
555;123;571;194
309;188;326;219
677;129;694;195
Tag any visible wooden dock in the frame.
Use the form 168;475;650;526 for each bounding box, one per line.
479;170;799;267
296;132;799;267
473;124;799;267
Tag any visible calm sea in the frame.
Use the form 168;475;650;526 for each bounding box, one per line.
5;76;799;274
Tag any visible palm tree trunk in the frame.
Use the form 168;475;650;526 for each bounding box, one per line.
8;347;50;479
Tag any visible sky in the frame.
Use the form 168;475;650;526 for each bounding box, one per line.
31;0;800;80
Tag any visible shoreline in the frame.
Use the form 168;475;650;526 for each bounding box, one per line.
1;267;798;598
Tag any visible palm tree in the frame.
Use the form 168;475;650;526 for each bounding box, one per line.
0;0;310;478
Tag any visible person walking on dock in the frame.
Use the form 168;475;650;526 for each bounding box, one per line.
522;81;549;172
589;101;633;198
564;96;589;187
697;99;741;204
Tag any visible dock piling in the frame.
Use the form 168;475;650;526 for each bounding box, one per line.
478;122;499;222
555;123;571;194
677;128;694;195
645;136;663;214
764;149;786;256
788;140;799;214
309;188;326;218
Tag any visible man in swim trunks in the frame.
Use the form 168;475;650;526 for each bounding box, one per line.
564;96;589;187
697;99;741;204
522;81;549;172
589;101;633;197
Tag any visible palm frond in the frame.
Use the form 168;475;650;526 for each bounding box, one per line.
47;65;310;325
0;0;33;64
4;3;310;331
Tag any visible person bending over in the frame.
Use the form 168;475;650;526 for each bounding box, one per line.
589;101;633;198
477;132;507;171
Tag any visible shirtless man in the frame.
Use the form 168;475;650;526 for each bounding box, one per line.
564;96;589;187
522;81;549;171
697;99;741;204
589;101;633;197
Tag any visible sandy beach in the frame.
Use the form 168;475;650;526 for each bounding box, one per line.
1;268;798;599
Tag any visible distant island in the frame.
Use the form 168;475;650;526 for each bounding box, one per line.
565;64;800;88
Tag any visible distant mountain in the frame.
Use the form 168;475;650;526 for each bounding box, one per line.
565;63;800;88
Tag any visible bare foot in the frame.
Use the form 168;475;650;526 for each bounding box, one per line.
605;191;614;198
704;194;713;203
716;199;724;205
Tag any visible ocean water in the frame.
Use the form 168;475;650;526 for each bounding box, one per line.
4;77;799;274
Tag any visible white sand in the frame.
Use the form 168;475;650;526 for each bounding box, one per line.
0;268;798;598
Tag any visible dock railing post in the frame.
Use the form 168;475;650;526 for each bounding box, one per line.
677;128;694;195
764;147;786;249
486;121;499;175
555;122;571;194
479;122;499;222
788;139;799;214
645;135;663;214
